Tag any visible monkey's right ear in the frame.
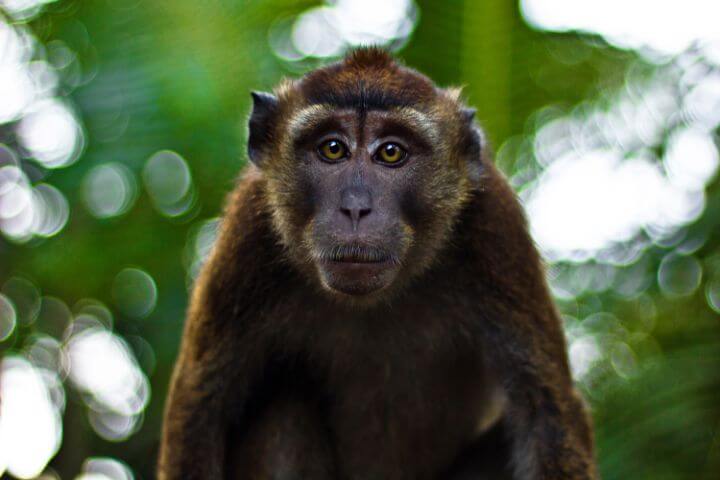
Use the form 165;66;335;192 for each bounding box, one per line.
247;91;279;167
460;108;484;183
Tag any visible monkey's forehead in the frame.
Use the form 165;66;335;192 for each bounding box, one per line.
286;105;440;146
298;73;437;110
272;48;466;146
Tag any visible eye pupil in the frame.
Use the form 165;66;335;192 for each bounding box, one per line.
378;142;404;164
319;139;346;161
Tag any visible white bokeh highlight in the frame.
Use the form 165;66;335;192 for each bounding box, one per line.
523;72;719;262
274;0;417;60
0;15;84;243
18;99;84;169
66;328;150;420
75;457;134;480
142;150;196;217
0;357;63;479
0;0;59;21
83;163;138;219
521;0;720;59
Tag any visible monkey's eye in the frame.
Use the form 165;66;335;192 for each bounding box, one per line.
376;142;406;165
318;139;348;162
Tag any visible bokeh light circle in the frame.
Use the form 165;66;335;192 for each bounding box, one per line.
66;328;150;418
0;357;63;479
17;99;84;169
142;150;195;217
657;254;703;297
0;293;17;342
75;457;134;480
82;163;137;219
2;277;41;326
112;268;157;318
32;183;70;237
706;281;720;313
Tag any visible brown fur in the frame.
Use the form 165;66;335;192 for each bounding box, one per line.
158;48;598;479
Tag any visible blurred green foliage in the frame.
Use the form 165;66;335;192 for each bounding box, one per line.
0;1;718;479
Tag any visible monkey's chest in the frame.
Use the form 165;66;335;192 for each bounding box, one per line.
325;349;499;479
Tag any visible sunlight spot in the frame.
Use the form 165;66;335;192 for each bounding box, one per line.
83;163;137;219
521;0;720;59
276;0;417;60
0;0;59;21
32;183;70;238
569;336;601;380
0;169;70;242
65;327;150;440
0;357;63;479
663;127;719;191
142;150;195;217
17;99;84;169
26;336;64;374
527;150;705;260
75;457;134;480
0;21;34;121
523;65;718;264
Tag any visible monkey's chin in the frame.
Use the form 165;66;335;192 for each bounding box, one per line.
317;260;399;297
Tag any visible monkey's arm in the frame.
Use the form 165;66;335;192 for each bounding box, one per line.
158;170;275;480
158;324;263;479
463;172;597;479
483;308;598;480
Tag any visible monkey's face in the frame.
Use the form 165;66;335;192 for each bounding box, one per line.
263;105;479;301
292;108;441;297
246;50;483;302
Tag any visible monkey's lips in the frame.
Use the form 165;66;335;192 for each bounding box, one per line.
315;244;400;296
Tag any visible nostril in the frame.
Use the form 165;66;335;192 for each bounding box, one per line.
340;186;373;230
340;205;372;221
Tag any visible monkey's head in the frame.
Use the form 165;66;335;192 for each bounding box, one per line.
247;47;484;302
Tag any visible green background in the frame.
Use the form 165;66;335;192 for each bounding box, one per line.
1;1;719;479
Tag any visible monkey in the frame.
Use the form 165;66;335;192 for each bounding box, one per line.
158;47;598;480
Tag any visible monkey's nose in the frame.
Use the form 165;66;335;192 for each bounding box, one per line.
340;186;372;231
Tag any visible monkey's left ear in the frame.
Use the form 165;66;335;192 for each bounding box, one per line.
462;107;476;123
461;108;484;183
247;91;279;167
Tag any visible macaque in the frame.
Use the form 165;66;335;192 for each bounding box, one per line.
159;47;598;480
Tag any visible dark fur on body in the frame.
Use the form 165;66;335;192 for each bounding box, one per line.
159;48;598;479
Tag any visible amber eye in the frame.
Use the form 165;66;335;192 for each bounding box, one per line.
376;142;406;165
318;139;348;161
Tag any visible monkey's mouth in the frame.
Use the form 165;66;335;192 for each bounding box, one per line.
314;243;400;296
321;244;395;264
